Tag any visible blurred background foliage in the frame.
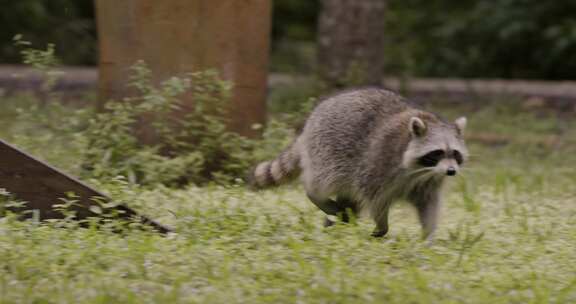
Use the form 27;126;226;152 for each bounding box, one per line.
0;0;96;65
0;0;575;79
385;0;576;79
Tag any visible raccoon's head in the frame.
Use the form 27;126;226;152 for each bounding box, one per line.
402;115;468;177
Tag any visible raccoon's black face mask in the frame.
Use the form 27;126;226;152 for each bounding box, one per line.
418;149;464;167
417;149;464;176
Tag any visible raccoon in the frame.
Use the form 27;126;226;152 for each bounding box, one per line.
249;88;468;239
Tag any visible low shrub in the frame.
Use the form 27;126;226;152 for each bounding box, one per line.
81;62;260;187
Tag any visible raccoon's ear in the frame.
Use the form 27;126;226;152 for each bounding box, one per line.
455;117;467;135
409;117;427;137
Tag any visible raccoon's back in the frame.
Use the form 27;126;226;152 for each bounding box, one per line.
300;88;409;177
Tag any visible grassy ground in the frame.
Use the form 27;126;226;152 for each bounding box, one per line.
0;94;575;303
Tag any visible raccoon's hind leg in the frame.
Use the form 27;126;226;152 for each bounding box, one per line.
306;192;340;215
306;193;357;226
323;197;358;227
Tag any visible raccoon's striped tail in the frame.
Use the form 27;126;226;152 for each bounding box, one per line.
247;141;301;189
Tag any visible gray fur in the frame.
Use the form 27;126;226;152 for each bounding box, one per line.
249;88;468;239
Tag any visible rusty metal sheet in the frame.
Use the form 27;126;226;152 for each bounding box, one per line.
0;139;171;233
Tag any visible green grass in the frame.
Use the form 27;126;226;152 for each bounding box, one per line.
1;95;576;303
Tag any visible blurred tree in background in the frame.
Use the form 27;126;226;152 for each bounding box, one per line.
0;0;575;79
317;0;387;88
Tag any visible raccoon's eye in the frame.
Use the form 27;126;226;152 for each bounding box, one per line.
453;150;464;165
418;150;445;167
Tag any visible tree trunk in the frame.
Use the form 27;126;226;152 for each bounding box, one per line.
318;0;387;88
96;0;271;139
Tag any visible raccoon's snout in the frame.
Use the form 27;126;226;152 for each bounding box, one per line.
446;167;457;176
